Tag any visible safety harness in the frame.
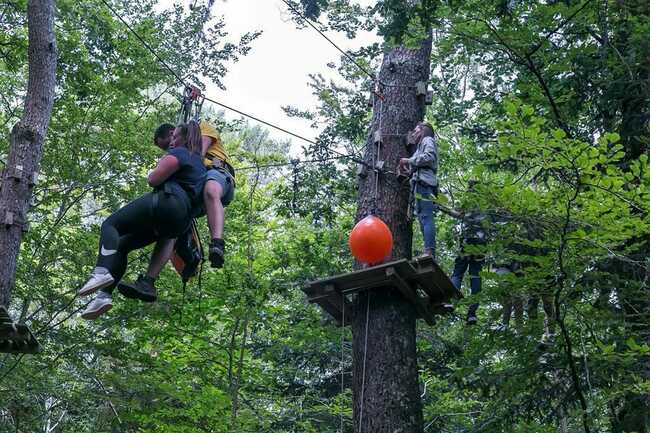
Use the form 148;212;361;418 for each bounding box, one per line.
171;85;206;284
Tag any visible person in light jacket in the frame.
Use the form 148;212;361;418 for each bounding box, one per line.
398;122;438;258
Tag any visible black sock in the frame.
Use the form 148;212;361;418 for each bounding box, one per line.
211;238;225;248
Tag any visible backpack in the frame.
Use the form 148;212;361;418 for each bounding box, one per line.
170;219;203;283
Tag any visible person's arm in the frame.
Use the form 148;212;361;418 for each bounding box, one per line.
437;204;463;219
408;137;437;168
148;154;180;187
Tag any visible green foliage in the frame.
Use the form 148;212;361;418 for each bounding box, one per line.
1;0;649;432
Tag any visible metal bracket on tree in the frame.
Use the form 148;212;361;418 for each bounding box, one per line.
1;208;29;232
177;84;205;124
3;165;39;186
415;81;434;105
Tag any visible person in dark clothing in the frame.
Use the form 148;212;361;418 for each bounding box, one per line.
116;121;233;299
78;121;206;320
442;206;488;325
518;224;556;341
494;262;525;332
452;211;488;324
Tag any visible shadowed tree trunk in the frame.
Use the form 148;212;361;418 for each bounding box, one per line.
0;0;57;309
352;34;433;433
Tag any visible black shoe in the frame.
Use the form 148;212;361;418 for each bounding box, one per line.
466;315;478;325
209;238;225;269
117;275;157;303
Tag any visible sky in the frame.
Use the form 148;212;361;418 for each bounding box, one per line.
160;0;378;151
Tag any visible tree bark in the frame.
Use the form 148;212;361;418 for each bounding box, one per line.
352;35;432;433
0;0;57;308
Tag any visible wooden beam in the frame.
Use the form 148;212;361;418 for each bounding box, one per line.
385;267;436;326
307;284;353;326
323;284;353;326
304;257;457;326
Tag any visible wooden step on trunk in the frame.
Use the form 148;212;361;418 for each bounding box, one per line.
0;306;40;354
303;256;461;326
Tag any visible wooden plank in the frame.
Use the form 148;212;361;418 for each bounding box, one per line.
0;306;11;323
308;259;410;295
0;306;40;354
397;259;444;304
0;337;40;355
386;267;436;326
410;256;461;301
0;323;18;339
430;302;455;315
386;267;416;303
303;257;458;326
323;284;353;325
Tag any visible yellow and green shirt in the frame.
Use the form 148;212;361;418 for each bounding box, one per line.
200;121;230;167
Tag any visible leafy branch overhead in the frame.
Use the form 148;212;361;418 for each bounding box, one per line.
0;0;648;432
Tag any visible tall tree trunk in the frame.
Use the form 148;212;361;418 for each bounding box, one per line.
352;35;432;433
0;0;57;308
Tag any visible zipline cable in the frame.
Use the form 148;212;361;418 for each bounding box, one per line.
236;155;346;172
279;0;377;82
278;1;418;91
98;0;185;85
98;0;372;169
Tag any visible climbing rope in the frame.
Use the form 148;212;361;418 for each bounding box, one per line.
358;292;371;433
339;301;345;433
371;83;385;215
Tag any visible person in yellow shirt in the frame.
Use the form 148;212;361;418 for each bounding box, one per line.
199;121;235;268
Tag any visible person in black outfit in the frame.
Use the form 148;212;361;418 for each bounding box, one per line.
439;181;488;325
78;121;206;320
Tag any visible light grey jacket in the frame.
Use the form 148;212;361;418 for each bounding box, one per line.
408;136;438;188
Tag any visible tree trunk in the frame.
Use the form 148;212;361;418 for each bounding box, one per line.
352;35;432;433
0;0;57;308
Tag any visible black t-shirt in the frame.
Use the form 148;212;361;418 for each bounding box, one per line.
162;147;206;210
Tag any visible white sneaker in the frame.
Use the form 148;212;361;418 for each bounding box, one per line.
81;292;113;320
78;268;114;297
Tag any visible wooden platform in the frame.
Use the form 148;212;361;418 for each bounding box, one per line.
303;256;461;326
0;306;40;354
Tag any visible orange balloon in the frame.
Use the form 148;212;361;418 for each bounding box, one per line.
349;215;393;264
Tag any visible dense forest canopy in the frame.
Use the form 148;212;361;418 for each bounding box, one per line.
0;0;648;432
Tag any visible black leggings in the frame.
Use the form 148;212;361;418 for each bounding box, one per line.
95;192;190;293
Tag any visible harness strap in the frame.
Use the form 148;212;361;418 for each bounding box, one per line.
207;156;236;179
151;192;159;218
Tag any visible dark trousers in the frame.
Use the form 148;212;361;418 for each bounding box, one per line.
96;192;190;293
450;255;484;317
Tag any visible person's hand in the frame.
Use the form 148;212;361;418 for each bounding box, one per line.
398;158;410;173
